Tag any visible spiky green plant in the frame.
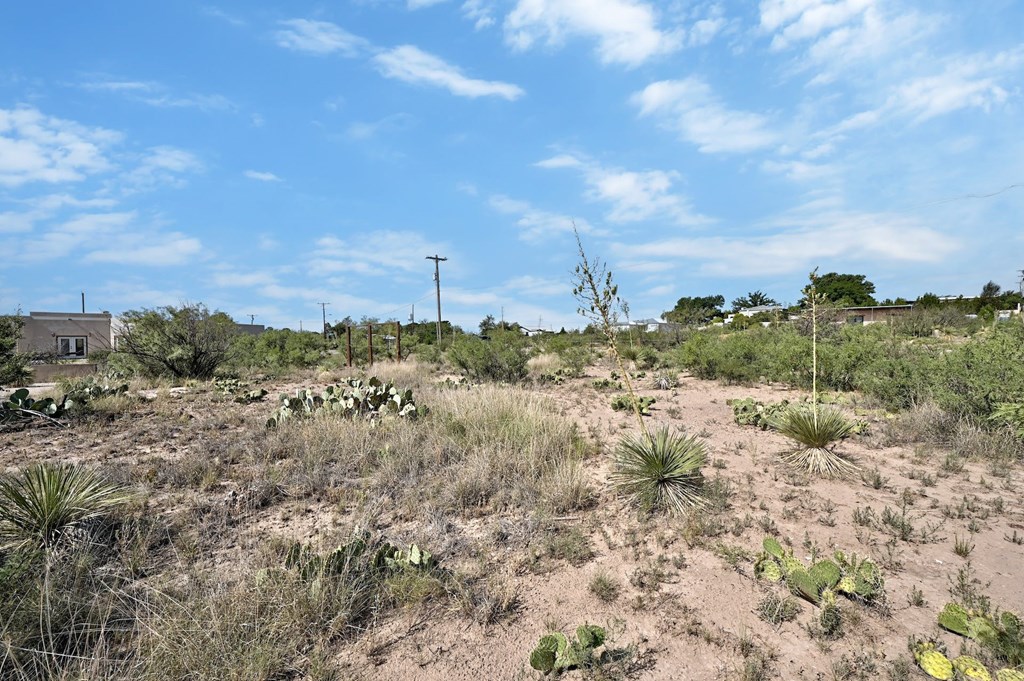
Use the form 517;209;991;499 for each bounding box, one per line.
611;427;706;512
0;463;130;551
773;406;858;477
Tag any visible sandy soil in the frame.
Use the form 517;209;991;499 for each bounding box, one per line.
2;366;1021;680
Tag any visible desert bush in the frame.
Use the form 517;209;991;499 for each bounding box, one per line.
773;407;858;477
447;330;530;383
116;304;239;379
230;328;328;371
0;314;31;387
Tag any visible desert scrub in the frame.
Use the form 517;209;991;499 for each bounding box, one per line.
612;427;706;513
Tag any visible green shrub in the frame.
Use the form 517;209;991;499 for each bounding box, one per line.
447;331;530;383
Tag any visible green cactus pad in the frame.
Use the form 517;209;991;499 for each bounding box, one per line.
939;603;971;637
836;576;856;594
781;554;804;576
763;536;785;559
809;560;842;589
788;568;822;604
576;624;606;649
953;655;992;681
758;559;783;582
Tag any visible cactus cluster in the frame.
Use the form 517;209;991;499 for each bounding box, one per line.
2;388;70;426
62;376;129;403
282;532;437;582
266;376;420;428
938;603;1024;667
591;378;622;391
610;394;655;416
214;377;268;403
529;624;607;675
912;639;1024;681
729;397;792;430
754;537;883;606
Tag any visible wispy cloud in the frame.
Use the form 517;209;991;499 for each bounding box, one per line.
274;19;369;56
632;77;778;153
120;146;203;193
462;0;496;29
200;5;246;27
0;106;118;187
345;113;416;140
613;209;959;276
310;230;451;277
243;169;282;182
504;0;680;67
373;46;525;100
488;194;592;242
536;153;708;225
78;77;235;112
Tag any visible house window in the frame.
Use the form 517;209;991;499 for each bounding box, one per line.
57;336;87;358
847;315;865;325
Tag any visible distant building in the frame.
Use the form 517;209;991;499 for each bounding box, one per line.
16;311;113;359
613;317;681;333
841;304;914;324
725;305;784;325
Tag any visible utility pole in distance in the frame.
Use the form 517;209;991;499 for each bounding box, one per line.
248;314;255;325
317;302;329;339
425;255;447;343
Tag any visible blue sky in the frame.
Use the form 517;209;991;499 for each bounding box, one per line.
2;1;1022;331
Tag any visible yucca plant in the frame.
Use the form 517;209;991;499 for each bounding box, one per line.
612;427;706;512
775;269;858;477
0;462;130;551
773;407;858;477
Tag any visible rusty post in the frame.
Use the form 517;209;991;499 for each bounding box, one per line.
367;324;374;367
346;326;352;367
396;322;402;362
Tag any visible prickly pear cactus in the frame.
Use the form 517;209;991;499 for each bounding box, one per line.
763;536;784;560
914;641;953;680
529;633;568;673
809;560;841;590
953;655;992;681
939;603;971;636
788;568;822;604
837;575;857;595
997;669;1024;681
781;554;803;577
756;557;783;582
529;625;606;674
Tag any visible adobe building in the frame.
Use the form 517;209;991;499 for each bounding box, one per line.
16;311;114;359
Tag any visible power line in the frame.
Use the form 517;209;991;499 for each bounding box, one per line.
317;302;329;339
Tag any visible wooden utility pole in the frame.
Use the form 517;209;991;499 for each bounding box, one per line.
425;255;447;343
318;302;329;339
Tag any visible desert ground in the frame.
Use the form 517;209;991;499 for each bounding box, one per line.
2;358;1022;680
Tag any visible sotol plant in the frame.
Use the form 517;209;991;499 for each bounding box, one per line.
0;462;130;551
773;269;859;478
572;228;705;512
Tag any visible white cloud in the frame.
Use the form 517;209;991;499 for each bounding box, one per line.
536;153;708;225
613;210;959;276
0;106;118;187
244;169;282;182
503;274;568;297
78;78;235;112
201;6;246;27
121;146;202;192
373;46;525;100
462;0;496;29
310;230;451;276
504;0;680;66
632;77;778;153
488;194;592;242
274;19;369;56
84;232;203;266
345;112;416;140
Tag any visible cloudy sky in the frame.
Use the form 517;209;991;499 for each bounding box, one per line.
2;1;1022;330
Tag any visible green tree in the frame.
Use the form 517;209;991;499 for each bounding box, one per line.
479;314;497;335
117;304;239;379
663;295;725;325
916;292;941;308
731;290;777;311
804;273;876;307
0;314;30;387
980;281;1002;299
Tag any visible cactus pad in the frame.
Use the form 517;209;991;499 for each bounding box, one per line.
759;560;783;582
939;603;971;637
837;575;856;594
763;536;785;559
914;642;953;680
781;554;804;576
953;656;992;681
996;670;1024;681
788;568;822;604
809;560;842;590
576;624;606;649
